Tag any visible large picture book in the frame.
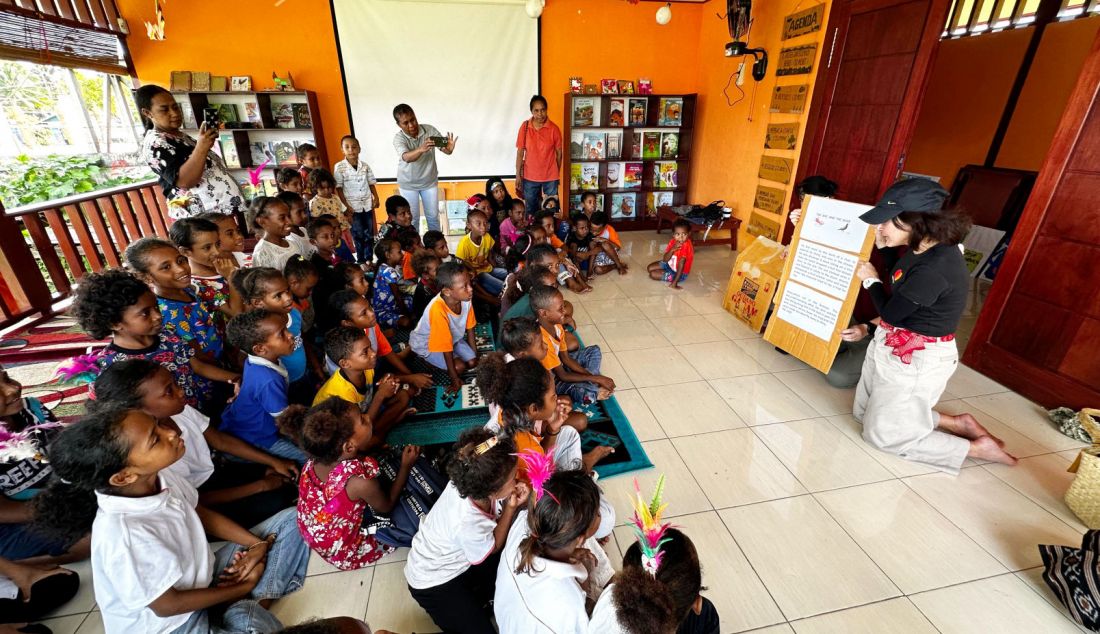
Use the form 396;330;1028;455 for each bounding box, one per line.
581;132;606;160
178;100;197;129
631;132;643;159
623;163;643;189
292;104;312;128
249;142;274;166
579;163;599;190
653;161;678;188
218;133;240;168
570;163;583;190
628;98;647;126
243;102;262;124
272;103;295;129
607;131;622;159
642;132;661;159
661;132;679;159
609;98;625;127
647;191;673;217
273;141;298;166
658;97;683;126
610;193;637;220
212;103;239;125
572;97;595;126
570;131;585;159
606;162;625;189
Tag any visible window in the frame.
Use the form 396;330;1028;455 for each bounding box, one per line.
943;0;1100;38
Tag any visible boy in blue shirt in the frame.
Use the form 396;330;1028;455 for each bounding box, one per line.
219;309;308;464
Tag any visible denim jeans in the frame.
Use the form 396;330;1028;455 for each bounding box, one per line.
476;268;508;297
399;186;440;232
265;437;309;466
523;179;559;217
350;211;374;264
171;508;309;634
555;344;603;404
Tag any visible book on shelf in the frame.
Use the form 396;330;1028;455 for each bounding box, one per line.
609;99;625;127
653;161;678;188
631;132;643;159
273;141;298;166
572;97;595;126
569;131;585;159
610;193;637;220
178;100;197;129
646;192;673;217
212;103;239;124
570;194;604;212
570;163;582;190
243;102;262;124
642;132;661;159
580;163;599;190
249;142;274;166
623;163;643;189
581;132;606;160
218;133;240;169
628;98;647;126
263;179;279;197
292;104;312;128
272;103;294;128
658;97;683;126
660;132;679;159
600;79;618;94
606;162;625;189
607;131;622;159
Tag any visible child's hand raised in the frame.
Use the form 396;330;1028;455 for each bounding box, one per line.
400;444;421;468
212;253;239;279
377;374;400;399
506;481;530;509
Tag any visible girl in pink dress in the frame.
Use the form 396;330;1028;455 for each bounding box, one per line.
279;397;421;570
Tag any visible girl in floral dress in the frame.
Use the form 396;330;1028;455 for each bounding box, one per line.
278;397;421;570
169;217;244;341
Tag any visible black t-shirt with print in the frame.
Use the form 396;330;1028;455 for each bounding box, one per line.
884;243;969;337
566;232;593;254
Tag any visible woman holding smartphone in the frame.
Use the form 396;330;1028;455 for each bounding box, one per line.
137;85;244;220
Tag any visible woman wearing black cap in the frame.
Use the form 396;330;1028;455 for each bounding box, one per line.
852;178;1016;473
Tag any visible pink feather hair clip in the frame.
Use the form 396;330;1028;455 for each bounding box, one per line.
54;352;103;386
630;474;671;577
516;447;559;505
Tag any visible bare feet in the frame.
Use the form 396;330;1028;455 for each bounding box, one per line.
967;435;1017;466
938;412;1004;446
596;387;612;401
583;446;615;472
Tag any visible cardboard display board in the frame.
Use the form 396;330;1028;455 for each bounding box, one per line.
764;196;876;373
747;212;781;241
961;225;1006;277
723;236;787;332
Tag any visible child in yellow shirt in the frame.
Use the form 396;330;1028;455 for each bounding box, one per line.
455;209;508;297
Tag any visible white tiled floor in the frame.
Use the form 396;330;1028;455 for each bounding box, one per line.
41;235;1090;633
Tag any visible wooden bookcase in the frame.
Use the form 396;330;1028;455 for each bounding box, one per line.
562;92;696;231
170;90;327;189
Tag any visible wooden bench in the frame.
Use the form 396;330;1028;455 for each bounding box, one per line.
654;205;741;251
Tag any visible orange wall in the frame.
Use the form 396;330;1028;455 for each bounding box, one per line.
116;0;351;168
690;0;832;244
906;17;1100;188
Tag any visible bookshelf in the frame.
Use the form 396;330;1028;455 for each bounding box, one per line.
562;92;696;231
169;90;327;194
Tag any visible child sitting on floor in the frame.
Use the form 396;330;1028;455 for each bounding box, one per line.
233;267;319;404
279;398;425;565
589;210;629;275
249;196;312;272
71;268;239;415
497;318;590;435
495;468;612;632
591;526;720;634
197;211;249;268
328;290;433;390
219;310;309;464
278;190;313;246
125;237;224;363
91;359;298;529
456;209;508;298
498;199;528;253
309;216;355;267
396;225;422;291
169;217;244;340
405;428;527;633
648;218;694;290
422;229;454;264
314;326;414;442
537;211;589;293
35;406;309;633
372;239;414;329
565;214;599;285
409;262;480;393
531;284;616;404
410;250;441;324
377;195;413;246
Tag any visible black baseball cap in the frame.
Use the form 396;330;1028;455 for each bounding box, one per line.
859;178;949;225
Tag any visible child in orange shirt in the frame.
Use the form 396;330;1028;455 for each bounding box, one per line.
588;211;629;276
530;285;614;405
408;262;480;393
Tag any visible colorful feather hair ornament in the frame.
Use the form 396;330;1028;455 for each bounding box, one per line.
516;447;559;504
54;352;103;385
0;422;62;464
630;474;671;576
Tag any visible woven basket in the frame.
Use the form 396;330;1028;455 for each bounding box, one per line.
1064;408;1100;528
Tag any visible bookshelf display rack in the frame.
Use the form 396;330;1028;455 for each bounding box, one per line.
562;92;696;231
170;90;327;194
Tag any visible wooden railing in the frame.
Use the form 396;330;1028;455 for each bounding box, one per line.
0;180;172;329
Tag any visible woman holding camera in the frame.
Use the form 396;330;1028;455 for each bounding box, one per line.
137;85;244;220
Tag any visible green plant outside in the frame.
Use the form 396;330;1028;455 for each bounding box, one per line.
0;154;152;208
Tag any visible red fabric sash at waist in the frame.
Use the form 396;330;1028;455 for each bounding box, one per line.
879;321;955;365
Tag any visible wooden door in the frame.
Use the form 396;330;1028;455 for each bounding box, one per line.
792;0;952;210
962;30;1100;410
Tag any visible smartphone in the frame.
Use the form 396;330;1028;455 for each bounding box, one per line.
202;107;219;130
430;135;447;148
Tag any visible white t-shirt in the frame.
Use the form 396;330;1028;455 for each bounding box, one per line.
250;234;312;271
494;509;592;633
404;481;499;589
163;405;215;488
588;583;632;633
92;470;215;634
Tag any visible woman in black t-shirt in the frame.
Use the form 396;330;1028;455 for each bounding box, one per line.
852;179;1016;474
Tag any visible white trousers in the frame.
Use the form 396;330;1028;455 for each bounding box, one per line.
853;328;969;475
